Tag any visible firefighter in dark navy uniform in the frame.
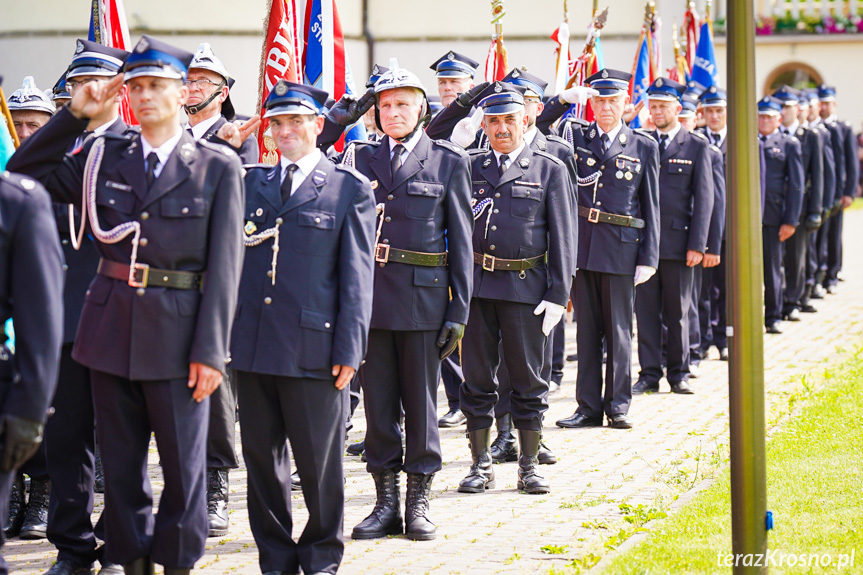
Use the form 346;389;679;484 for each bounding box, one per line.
345;63;473;542
7;35;244;575
457;83;573;496
632;77;713;396
555;68;660;431
229;80;375;575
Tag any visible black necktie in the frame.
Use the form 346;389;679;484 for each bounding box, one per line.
659;134;669;156
711;132;721;145
498;154;509;176
759;134;767;142
600;133;610;154
145;152;160;190
281;164;299;205
391;144;405;179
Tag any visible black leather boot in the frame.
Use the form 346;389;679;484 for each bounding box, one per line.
489;414;518;463
351;470;403;539
206;468;229;537
538;439;558;465
3;473;25;538
122;557;154;575
290;471;301;491
94;451;105;494
346;439;365;456
20;476;50;539
458;429;495;493
516;430;550;494
404;473;435;541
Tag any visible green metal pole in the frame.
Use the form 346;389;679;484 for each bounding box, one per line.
726;0;768;572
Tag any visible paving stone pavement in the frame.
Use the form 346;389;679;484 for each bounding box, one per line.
7;209;863;575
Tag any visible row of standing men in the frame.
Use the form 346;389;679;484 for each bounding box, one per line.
0;35;858;575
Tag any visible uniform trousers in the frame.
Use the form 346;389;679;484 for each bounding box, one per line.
826;208;843;285
783;218;809;314
493;319;560;419
206;370;238;470
361;329;442;475
636;259;694;385
574;270;634;419
440;351;462;412
0;471;13;575
762;225;785;326
237;372;344;575
460;298;548;432
45;344;104;566
91;370;208;568
689;266;703;363
709;242;728;350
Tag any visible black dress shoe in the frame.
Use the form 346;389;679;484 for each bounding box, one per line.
489;414;518;463
437;408;466;428
346;439;365;456
765;323;783;334
565;353;578;362
44;560;95;575
555;412;602;428
607;414;633;429
537;440;557;465
718;347;729;361
20;477;50;540
801;303;818;313
632;380;659;394
669;381;694;395
291;471;301;492
206;468;229;538
3;473;25;538
783;308;801;322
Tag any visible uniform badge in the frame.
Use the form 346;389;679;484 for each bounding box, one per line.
180;142;195;158
370;180;378;190
483;158;492;168
512;69;520;78
574;153;578;161
656;78;663;87
478;188;485;195
616;170;624;179
274;82;288;96
255;208;264;217
587;158;596;167
135;37;150;53
372;64;380;75
589;129;596;139
625;172;633;181
636;164;641;173
244;221;257;235
75;40;85;54
519;158;530;168
601;69;609;79
447;51;455;60
313;169;326;186
619;133;627;144
20;178;35;190
616;158;625;169
494;82;502;93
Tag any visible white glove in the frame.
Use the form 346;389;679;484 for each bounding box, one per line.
559;86;600;105
533;300;566;336
451;108;484;148
634;265;657;287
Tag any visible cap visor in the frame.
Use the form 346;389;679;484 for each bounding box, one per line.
67;67;121;79
263;104;318;118
124;66;184;82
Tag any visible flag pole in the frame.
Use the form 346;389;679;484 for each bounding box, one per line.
726;0;769;570
0;86;20;149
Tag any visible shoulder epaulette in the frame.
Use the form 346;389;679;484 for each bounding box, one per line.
633;128;657;142
334;163;364;181
0;171;40;195
198;139;238;158
533;149;564;166
467;148;487;157
690;130;708;141
242;163;274;171
352;138;382;148
546;133;574;150
709;144;721;154
432;138;468;156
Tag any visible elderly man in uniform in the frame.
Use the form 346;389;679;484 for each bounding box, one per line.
228;80;375;575
457;83;572;495
0;170;64;575
8;77;54;142
346;64;473;541
773;86;824;324
38;39;132;575
3;76;56;543
758;95;804;334
555;68;660;430
633;77;713;396
7;35;244;575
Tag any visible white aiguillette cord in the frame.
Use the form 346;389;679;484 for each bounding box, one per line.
244;218;282;286
71;137;142;285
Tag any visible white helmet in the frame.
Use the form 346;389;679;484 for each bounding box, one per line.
7;76;55;115
373;58;428;99
186;43;236;119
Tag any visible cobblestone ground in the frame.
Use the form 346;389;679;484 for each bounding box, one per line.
7;210;863;575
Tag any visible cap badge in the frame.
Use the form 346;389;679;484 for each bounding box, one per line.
135;37;149;54
372;65;380;74
656;78;663;87
512;70;520;78
76;40;84;54
494;82;502;93
710;86;717;94
447;51;455;60
274;82;288;96
601;70;609;79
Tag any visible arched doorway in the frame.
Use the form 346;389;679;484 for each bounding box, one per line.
764;62;823;94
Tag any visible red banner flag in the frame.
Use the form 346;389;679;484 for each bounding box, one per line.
256;0;302;164
89;0;136;126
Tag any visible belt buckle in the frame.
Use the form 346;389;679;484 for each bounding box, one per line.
128;263;150;288
374;243;390;264
588;208;600;223
482;254;495;272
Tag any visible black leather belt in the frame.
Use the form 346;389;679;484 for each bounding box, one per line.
374;244;447;267
97;258;203;290
578;206;645;229
473;252;547;272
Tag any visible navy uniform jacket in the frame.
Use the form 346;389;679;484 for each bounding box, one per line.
811;123;837;212
346;132;473;331
821;120;847;206
652;128;714;259
761;131;804;227
835;119;860;198
468;145;573;306
201;115;260;165
230;157;376;378
7;107;245;381
793;124;824;218
572;122;660;274
0;172;64;422
705;143;726;255
535;95;570;136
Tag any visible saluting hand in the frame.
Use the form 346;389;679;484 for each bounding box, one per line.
188;362;223;402
623;100;645;124
216;114;262;149
67;74;125;121
332;365;356;390
686;250;704;267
